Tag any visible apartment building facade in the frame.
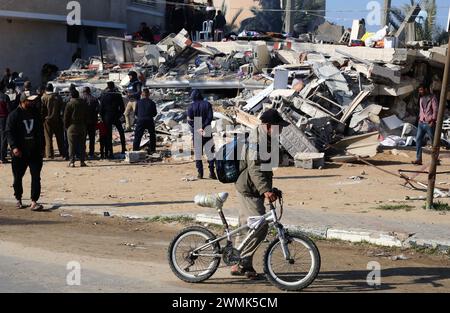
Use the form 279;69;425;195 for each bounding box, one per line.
0;0;166;85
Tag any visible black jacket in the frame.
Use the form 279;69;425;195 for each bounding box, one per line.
100;90;125;120
6;106;44;157
135;98;157;122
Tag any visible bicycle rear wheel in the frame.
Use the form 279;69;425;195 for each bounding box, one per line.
264;232;321;291
168;226;221;283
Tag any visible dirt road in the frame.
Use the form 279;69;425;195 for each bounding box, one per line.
0;204;449;293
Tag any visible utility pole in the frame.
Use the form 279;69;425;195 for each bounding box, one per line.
426;34;450;210
382;0;392;27
285;0;293;34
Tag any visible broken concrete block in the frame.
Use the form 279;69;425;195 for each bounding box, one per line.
281;125;318;158
125;151;147;163
294;153;325;169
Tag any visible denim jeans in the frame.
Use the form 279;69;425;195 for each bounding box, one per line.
416;122;435;161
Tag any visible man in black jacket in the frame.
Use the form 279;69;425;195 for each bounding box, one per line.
100;82;127;158
6;92;46;211
133;89;157;152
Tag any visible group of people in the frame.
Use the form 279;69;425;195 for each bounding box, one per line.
0;68;161;212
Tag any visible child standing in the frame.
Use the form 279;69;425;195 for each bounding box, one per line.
96;118;108;159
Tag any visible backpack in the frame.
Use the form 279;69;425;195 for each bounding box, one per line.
215;135;248;184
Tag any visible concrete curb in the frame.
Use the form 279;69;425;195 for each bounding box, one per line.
1;199;448;254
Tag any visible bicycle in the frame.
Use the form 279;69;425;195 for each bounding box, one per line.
168;189;321;291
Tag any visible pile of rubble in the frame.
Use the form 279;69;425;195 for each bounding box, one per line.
49;22;449;168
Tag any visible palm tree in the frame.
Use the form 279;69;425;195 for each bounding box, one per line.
389;0;440;41
220;1;243;32
239;0;283;33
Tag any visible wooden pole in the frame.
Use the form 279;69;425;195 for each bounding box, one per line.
426;35;450;210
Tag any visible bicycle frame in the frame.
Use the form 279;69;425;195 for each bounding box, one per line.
192;203;292;261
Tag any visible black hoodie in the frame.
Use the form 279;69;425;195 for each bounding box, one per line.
6;105;44;158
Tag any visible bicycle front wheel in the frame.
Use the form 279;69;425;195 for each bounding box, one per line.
168;226;221;283
264;232;321;291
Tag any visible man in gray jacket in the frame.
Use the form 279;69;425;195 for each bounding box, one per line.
233;109;290;279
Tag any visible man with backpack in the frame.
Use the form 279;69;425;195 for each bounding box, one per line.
232;109;290;279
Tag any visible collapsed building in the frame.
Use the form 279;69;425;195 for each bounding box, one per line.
49;19;450;167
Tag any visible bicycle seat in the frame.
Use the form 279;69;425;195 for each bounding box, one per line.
194;192;229;209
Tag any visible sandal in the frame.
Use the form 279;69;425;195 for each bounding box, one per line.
31;204;47;212
16;201;27;210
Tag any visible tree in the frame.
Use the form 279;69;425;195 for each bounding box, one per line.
239;0;283;33
389;0;441;42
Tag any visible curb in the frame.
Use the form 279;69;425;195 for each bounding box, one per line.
1;199;449;254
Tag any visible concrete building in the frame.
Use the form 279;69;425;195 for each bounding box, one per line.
0;0;166;86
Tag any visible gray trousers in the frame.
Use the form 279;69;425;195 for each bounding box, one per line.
236;192;269;266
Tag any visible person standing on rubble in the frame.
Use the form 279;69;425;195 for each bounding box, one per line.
412;84;439;166
41;84;66;160
6;92;46;211
232;109;290;279
100;82;127;158
133;89;157;153
82;87;100;159
187;89;217;180
64;89;88;168
124;71;142;132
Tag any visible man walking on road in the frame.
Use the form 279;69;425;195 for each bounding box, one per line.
133;89;157;153
41;84;66;159
64;89;88;168
82;87;100;159
232;109;289;279
412;84;439;166
100;82;127;158
6;93;46;211
0;87;11;163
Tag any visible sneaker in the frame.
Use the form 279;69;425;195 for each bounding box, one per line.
209;172;218;180
80;162;88;168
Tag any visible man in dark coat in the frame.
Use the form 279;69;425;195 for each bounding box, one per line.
133;89;157;153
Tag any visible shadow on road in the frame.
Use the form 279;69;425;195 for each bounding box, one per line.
54;200;193;208
0;218;65;226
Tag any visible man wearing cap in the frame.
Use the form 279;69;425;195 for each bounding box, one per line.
232;109;290;279
6;92;46;211
124;71;142;132
41;83;66;159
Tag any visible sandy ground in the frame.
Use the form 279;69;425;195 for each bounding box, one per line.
0;205;449;293
0;148;449;238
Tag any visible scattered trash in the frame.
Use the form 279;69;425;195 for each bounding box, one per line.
391;254;410;261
